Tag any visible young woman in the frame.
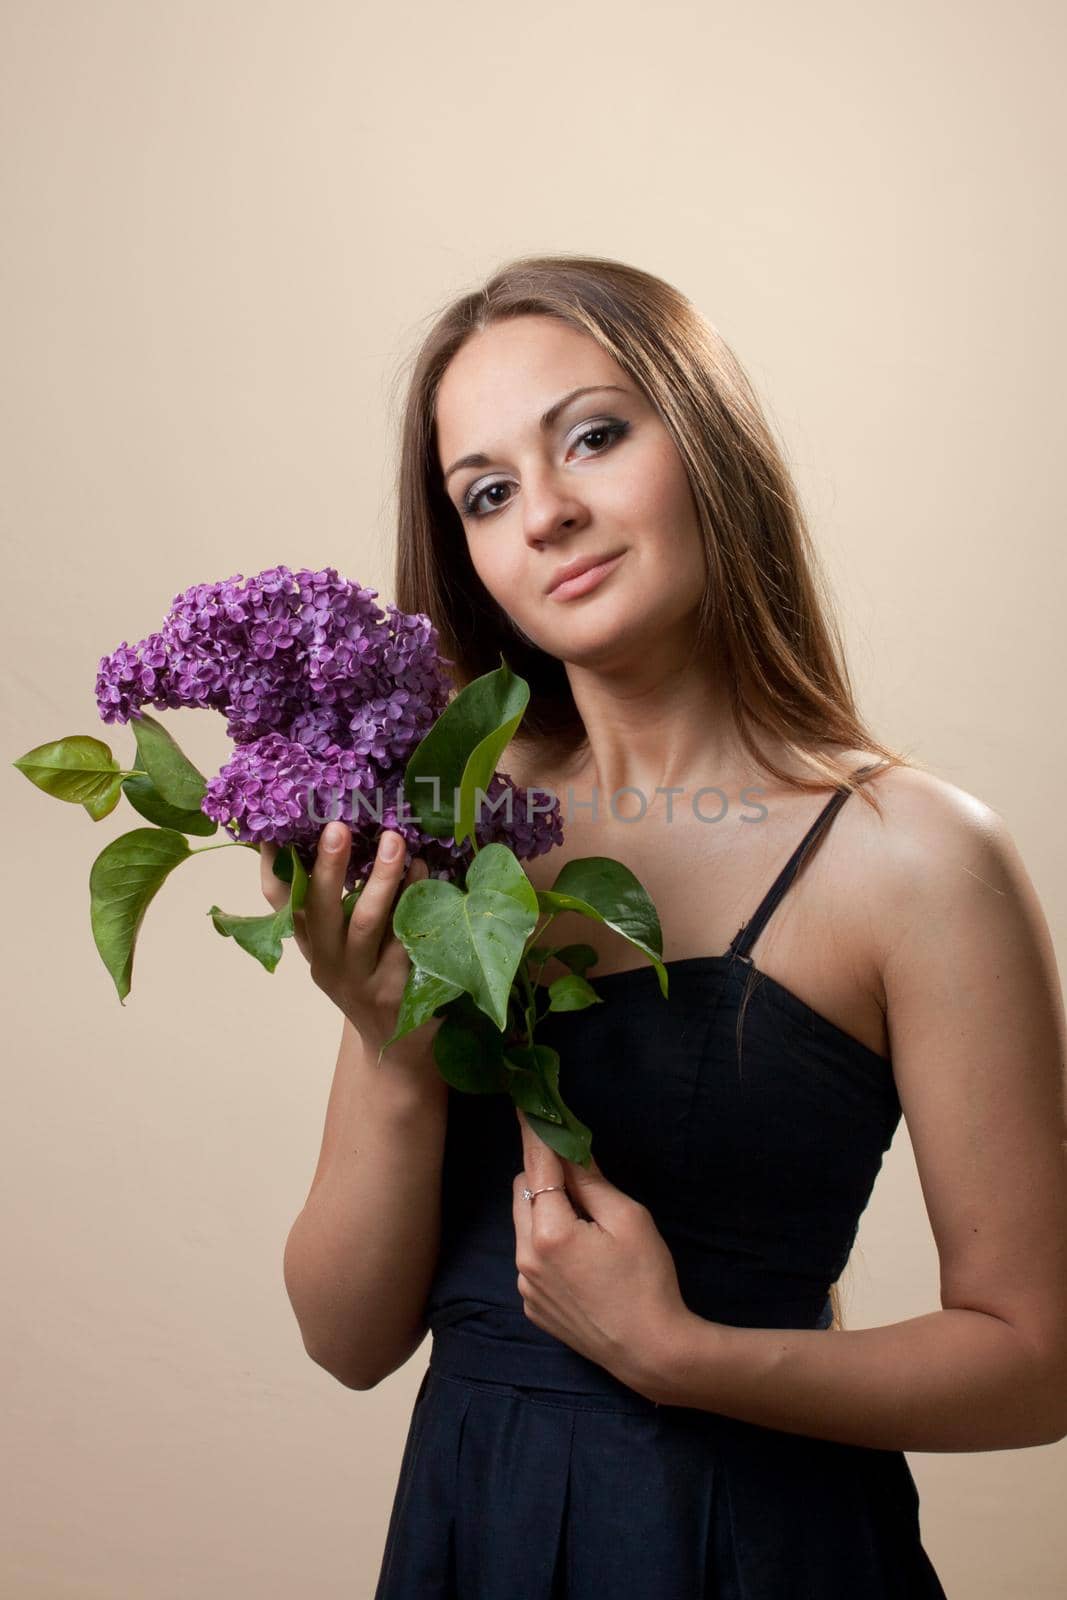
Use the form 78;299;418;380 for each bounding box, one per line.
274;255;1067;1597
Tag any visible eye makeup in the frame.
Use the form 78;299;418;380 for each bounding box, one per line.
459;419;631;520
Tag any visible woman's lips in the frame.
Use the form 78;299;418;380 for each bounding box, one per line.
547;552;625;601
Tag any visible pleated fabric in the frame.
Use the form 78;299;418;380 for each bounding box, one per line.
374;1320;946;1599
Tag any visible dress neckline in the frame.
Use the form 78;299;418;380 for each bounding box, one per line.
541;763;894;1071
574;952;892;1071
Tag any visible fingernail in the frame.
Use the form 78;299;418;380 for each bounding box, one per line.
379;831;402;861
322;824;344;852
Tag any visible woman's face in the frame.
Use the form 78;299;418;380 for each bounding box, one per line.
434;315;707;669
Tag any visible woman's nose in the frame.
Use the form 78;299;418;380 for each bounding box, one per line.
520;469;589;543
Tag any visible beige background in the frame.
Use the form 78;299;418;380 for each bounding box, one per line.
2;1;1064;1595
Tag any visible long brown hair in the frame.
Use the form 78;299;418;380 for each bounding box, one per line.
390;253;920;1330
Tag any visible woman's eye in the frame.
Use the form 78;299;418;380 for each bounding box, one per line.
460;419;630;520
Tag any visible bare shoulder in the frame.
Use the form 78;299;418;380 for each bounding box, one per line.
853;761;1028;950
822;759;1031;1023
858;758;1065;1093
857;760;1002;849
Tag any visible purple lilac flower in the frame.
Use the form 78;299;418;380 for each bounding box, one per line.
96;565;563;889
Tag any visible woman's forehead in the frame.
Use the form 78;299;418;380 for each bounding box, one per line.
435;323;635;458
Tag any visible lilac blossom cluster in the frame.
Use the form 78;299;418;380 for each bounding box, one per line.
95;566;563;887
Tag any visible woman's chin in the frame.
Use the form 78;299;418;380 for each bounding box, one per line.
551;617;658;670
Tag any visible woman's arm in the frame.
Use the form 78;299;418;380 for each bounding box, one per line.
283;1017;450;1390
643;774;1067;1451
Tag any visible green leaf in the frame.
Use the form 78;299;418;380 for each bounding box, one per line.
121;773;217;835
207;904;291;973
535;856;670;997
271;850;294;884
523;941;600;991
267;844;321;908
377;964;465;1062
390;841;540;1031
522;1104;594;1167
506;1042;593;1165
545;972;602;1012
402;656;530;847
545;942;600;977
208;845;309;973
454;660;531;853
286;845;310;915
431;1010;511;1093
89;827;193;1001
13;734;128;820
503;1043;565;1122
130;711;208;810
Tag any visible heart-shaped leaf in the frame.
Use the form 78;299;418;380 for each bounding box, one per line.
13;735;129;821
89;827;193;1001
391;841;539;1030
130;711;208;810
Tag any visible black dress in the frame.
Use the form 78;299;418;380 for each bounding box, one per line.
373;765;949;1598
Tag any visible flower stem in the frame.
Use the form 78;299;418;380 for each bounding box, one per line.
517;913;561;1044
190;839;258;855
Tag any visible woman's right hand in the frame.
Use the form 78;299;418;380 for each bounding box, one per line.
259;822;445;1066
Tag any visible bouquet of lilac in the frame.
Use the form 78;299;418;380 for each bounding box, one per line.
14;566;669;1165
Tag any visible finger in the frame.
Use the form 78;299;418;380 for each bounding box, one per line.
259;840;288;911
517;1106;567;1184
514;1107;574;1235
512;1157;575;1262
303;821;352;972
343;828;411;971
373;854;429;975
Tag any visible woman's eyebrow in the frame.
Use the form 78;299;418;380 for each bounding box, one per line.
443;384;632;483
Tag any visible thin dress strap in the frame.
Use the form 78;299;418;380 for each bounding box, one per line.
726;762;887;962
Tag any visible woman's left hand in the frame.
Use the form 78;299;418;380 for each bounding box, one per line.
512;1105;690;1400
